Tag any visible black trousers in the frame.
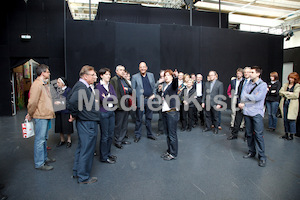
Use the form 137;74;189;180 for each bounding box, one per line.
158;110;164;132
194;97;204;125
231;109;245;137
163;111;179;157
182;107;195;129
204;106;219;129
114;110;129;145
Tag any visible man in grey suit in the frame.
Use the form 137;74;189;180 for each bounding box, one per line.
131;62;157;143
202;70;224;134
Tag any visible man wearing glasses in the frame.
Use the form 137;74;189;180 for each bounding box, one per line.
67;65;99;184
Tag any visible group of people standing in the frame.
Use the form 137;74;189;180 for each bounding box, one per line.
25;62;299;184
226;67;300;167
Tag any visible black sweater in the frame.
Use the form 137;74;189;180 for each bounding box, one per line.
266;81;281;102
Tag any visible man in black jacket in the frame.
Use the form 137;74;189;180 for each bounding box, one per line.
67;65;99;184
181;79;196;132
110;65;132;149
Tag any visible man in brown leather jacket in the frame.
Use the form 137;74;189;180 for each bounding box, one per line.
26;64;56;171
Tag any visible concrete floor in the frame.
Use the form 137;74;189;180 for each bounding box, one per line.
0;110;299;200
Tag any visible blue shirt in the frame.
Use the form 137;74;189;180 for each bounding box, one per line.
241;78;267;117
142;74;152;97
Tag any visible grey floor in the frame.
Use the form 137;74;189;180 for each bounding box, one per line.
0;109;299;200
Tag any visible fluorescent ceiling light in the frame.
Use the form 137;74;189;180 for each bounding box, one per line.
195;1;291;18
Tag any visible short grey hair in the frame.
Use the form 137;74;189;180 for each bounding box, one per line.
116;65;125;71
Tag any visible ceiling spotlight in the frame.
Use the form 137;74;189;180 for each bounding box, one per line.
283;30;294;41
285;31;294;41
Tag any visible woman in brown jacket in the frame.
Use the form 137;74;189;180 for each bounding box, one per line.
279;72;300;140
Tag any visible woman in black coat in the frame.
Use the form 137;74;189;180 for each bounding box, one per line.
54;77;74;148
159;69;179;161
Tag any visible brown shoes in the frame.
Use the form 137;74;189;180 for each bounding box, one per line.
78;177;98;184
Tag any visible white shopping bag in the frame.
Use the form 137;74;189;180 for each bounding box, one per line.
22;119;35;138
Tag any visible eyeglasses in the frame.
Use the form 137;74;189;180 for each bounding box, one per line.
86;73;97;77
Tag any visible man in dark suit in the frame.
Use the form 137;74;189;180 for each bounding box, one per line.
67;65;99;184
110;65;132;149
131;61;157;143
227;67;251;140
202;70;224;134
194;74;205;126
181;78;196;132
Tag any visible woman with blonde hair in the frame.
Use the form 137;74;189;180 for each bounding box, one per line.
279;72;300;140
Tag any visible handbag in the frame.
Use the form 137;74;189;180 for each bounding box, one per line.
276;107;282;118
22;119;35;138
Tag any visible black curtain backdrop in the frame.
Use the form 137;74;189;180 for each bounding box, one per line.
95;2;228;28
66;20;116;86
114;22;161;77
67;20;283;98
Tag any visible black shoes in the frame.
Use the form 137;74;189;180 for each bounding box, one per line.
134;137;140;143
56;141;65;147
243;153;255;159
187;128;192;132
281;133;294;140
259;160;266;167
227;135;237;140
114;143;123;149
147;135;157;140
78;177;98;184
108;155;117;160
66;142;72;148
101;158;116;164
122;141;131;145
181;128;186;132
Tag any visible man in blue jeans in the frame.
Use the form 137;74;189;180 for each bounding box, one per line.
26;64;56;171
239;66;268;167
